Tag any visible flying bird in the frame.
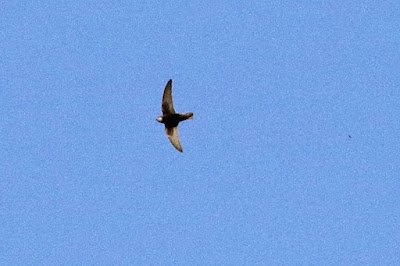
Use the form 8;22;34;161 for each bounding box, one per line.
157;79;193;152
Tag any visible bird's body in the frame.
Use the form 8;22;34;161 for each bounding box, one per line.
157;79;193;152
160;113;191;128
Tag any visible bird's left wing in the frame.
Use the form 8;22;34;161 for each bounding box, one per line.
165;126;183;152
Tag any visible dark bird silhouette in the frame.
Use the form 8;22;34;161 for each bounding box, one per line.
156;79;193;152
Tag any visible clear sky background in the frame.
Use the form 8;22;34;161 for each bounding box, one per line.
1;1;400;264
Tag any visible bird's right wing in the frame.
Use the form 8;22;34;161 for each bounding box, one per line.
165;126;183;152
162;79;176;115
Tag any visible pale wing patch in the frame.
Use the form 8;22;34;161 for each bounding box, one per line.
165;127;183;152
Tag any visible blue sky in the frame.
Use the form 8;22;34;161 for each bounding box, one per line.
1;1;400;264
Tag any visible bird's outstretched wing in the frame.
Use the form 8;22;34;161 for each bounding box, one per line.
162;79;176;115
165;126;183;152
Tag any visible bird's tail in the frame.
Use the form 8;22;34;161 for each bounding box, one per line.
181;112;194;121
